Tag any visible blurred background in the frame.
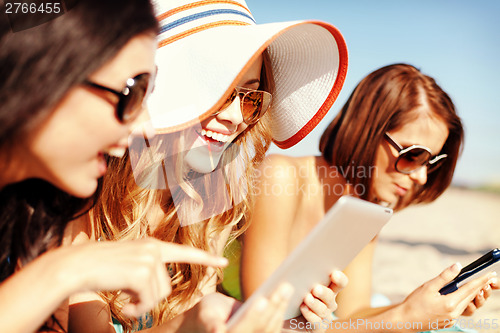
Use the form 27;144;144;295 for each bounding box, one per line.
249;1;500;331
250;0;500;190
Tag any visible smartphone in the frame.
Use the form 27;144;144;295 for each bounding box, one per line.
439;248;500;295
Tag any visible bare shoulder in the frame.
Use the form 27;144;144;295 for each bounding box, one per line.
251;154;305;227
258;153;297;172
256;154;313;185
252;154;320;232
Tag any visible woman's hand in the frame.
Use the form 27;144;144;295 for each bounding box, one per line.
462;277;499;316
298;270;349;332
1;238;227;333
55;238;228;317
395;263;498;331
177;283;294;333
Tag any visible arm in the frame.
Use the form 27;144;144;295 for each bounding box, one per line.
0;218;79;333
0;236;227;333
67;213;234;333
68;215;115;333
241;155;345;332
241;155;301;298
324;263;497;333
131;285;294;333
68;211;238;333
385;264;498;331
0;250;80;333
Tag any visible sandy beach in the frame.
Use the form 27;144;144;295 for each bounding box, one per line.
372;187;500;333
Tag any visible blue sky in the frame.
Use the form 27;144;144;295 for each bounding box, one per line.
248;0;500;186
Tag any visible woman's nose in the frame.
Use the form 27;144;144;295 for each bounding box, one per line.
409;165;428;185
216;96;244;127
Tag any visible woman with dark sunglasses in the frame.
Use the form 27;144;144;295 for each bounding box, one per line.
240;63;498;332
0;1;229;332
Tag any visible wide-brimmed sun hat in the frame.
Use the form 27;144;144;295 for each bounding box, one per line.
148;0;348;149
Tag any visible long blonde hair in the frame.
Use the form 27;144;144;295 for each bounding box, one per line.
91;51;274;331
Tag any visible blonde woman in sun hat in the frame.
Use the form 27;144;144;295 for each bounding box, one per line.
68;0;349;332
241;63;498;333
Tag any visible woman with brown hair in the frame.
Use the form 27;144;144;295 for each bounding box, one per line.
241;63;498;332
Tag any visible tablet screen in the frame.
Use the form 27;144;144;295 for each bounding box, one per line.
227;196;393;326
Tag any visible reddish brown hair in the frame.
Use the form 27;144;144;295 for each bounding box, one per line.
320;63;463;209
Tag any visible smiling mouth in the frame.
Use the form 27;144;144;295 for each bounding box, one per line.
103;146;127;158
196;129;230;148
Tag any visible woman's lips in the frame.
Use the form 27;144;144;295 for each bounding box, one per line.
195;129;229;152
201;129;230;143
97;152;108;176
395;184;408;196
97;144;127;177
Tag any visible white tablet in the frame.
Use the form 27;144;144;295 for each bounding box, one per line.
227;196;393;327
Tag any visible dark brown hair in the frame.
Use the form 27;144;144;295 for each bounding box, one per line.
320;63;463;209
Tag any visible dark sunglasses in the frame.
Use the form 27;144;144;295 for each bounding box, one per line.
384;132;447;174
214;86;272;125
84;72;153;124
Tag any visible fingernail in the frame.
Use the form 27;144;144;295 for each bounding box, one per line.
479;290;484;297
451;262;462;273
218;257;229;266
489;277;498;285
255;298;268;312
313;285;323;295
279;283;294;300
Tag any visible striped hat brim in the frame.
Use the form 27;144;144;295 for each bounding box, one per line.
148;0;348;149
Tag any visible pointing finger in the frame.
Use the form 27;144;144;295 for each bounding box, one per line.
158;242;228;267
